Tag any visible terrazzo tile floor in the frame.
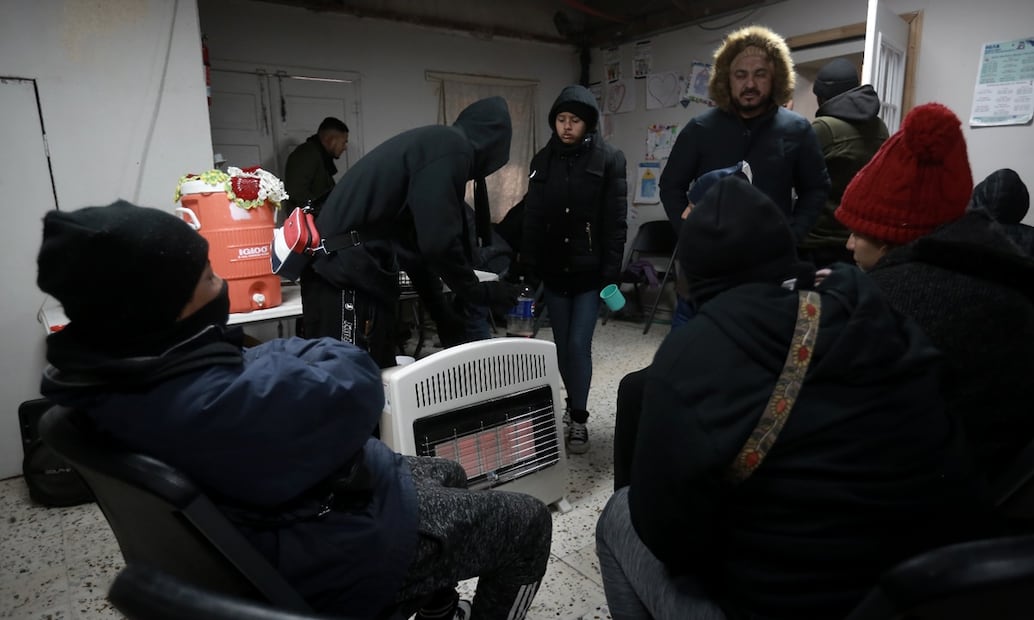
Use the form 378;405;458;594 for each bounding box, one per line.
0;315;669;619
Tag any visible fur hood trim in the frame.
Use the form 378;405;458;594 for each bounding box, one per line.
709;25;795;113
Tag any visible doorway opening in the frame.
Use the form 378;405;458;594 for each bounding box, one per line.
787;9;923;133
207;61;362;185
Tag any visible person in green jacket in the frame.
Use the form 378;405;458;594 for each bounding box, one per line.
798;58;889;267
281;117;349;222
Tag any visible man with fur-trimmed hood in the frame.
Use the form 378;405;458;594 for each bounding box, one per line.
660;25;829;243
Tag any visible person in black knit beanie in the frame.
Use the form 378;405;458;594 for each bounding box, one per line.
37;201;551;620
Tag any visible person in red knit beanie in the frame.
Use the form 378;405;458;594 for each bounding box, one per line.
835;102;1034;481
834;102;973;269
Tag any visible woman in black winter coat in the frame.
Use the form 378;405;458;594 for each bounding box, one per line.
522;84;628;455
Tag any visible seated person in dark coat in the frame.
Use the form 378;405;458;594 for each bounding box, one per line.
36;201;551;620
968;167;1034;256
835;104;1034;482
599;176;993;620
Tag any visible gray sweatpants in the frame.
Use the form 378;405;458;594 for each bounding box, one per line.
596;488;725;620
394;456;552;619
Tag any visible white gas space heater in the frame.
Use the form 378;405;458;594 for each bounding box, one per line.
381;338;571;513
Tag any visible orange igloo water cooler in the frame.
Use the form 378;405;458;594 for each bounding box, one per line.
176;178;281;313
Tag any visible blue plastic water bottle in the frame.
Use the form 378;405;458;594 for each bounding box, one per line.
506;277;535;337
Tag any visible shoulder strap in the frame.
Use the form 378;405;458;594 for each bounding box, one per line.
726;289;822;484
322;221;400;254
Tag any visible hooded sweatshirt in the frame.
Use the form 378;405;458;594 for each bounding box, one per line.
314;97;512;304
801;84;890;249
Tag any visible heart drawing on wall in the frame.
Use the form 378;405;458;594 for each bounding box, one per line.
646;71;680;109
606;82;626;113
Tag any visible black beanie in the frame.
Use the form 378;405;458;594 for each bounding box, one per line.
37;200;209;332
970;168;1030;224
553;100;596;125
547;86;600;136
679;176;813;304
813;58;859;101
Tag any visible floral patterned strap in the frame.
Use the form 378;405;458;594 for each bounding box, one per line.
726;290;822;484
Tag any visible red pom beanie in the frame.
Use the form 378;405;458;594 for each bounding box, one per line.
835;103;973;245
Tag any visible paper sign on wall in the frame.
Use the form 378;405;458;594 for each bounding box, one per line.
646;71;681;110
682;61;714;108
646;123;679;161
606;79;635;114
969;37;1034;127
634;161;662;204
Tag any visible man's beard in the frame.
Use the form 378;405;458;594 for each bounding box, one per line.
733;90;770;116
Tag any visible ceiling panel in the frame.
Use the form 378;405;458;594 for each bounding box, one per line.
247;0;785;47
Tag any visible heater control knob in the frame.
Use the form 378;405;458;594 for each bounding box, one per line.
252;292;266;307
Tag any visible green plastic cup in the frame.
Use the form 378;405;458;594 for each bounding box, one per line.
600;284;626;312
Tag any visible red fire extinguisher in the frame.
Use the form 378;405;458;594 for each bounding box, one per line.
202;34;212;107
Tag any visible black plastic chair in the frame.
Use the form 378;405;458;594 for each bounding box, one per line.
607;220;678;332
991;435;1034;527
109;563;345;620
641;242;680;335
845;535;1034;619
38;406;312;612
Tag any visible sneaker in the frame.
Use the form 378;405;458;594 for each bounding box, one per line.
567;421;589;454
454;599;472;620
412;599;471;620
562;410;571;441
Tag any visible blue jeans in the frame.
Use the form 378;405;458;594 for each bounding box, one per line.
671;294;696;330
596;488;726;620
461;300;492;342
542;287;600;413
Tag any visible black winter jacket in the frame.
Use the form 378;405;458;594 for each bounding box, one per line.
523;86;628;293
659;105;829;242
282;134;338;212
867;210;1034;480
630;265;992;620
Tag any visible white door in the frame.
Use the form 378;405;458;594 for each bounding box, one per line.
209;69;278;171
862;0;909;133
0;78;57;478
272;73;361;183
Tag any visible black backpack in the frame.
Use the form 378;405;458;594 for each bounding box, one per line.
18;398;94;507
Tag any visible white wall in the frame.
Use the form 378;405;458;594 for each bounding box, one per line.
897;0;1034;192
594;0;1034;228
198;0;579;157
1;0;213;209
0;0;213;478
